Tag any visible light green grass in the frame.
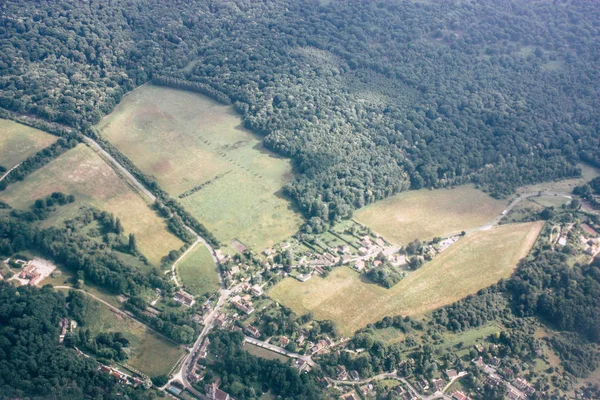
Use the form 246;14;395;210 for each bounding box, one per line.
97;84;303;252
370;326;406;345
0;119;58;170
354;185;508;245
269;221;544;335
517;163;600;195
0;144;183;265
80;295;184;377
243;342;289;363
177;244;220;297
438;323;502;351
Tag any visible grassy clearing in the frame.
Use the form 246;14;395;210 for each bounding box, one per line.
269;221;544;335
79;295;184;377
0;119;58;169
354;185;507;245
517;163;600;195
97;84;303;252
530;195;570;208
0;143;183;265
243;343;289;363
370;327;406;345
438;323;502;352
177;244;220;297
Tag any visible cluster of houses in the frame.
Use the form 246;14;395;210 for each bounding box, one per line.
335;365;361;381
310;336;335;355
473;356;535;399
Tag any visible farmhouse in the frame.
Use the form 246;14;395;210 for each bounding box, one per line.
230;296;254;315
205;382;230;400
174;291;195;307
294;359;310;372
296;273;312;282
245;325;261;338
445;369;458;379
279;336;290;346
336;365;348;380
251;284;263;296
452;391;471;400
19;263;43;286
513;377;535;396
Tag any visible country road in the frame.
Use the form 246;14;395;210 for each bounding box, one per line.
0;163;21;182
83;136;157;202
444;190;572;238
244;336;316;367
78;135;227;397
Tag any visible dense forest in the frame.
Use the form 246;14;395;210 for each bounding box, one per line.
204;330;324;399
1;0;599;228
0;282;154;399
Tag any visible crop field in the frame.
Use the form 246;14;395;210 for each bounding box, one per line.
269;221;544;335
177;244;220;297
97;84;303;252
0;119;58;170
80;296;184;377
354;185;508;245
0;143;183;265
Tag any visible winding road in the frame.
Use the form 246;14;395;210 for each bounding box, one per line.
82;134;227;397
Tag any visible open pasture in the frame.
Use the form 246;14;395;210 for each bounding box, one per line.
517;163;600;195
80;296;184;377
97;84;303;252
354;185;508;245
0;119;58;170
177;244;220;297
0;143;183;265
269;221;544;336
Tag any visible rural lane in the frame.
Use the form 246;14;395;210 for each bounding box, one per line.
83;136;157;202
0;162;21;182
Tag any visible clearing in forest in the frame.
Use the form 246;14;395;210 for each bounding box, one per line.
0;119;58;170
79;295;184;377
354;185;507;245
176;244;220;297
269;221;544;336
97;84;303;252
0;143;183;265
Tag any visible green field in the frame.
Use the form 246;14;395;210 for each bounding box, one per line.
0;143;183;265
269;221;543;335
0;119;58;170
517;163;600;195
97;84;303;252
177;244;220;297
79;295;184;377
243;342;289;363
354;185;508;245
